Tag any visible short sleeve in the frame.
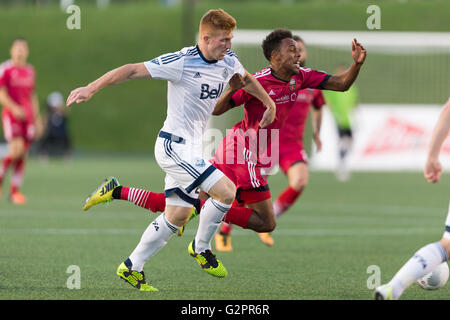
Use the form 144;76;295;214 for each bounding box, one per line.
230;88;250;107
312;90;325;109
144;52;184;83
233;58;245;77
299;67;330;90
0;67;7;88
225;50;245;77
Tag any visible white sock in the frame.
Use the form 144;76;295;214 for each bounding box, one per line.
194;198;231;253
128;213;179;271
389;242;448;299
442;201;450;240
273;201;283;218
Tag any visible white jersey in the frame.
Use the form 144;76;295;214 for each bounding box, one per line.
144;45;245;145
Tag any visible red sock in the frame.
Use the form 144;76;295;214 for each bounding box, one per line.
119;187;166;213
273;186;302;217
219;200;241;234
0;155;13;184
10;157;25;194
220;222;233;235
222;206;253;229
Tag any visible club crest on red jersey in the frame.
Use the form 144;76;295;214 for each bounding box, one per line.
289;78;296;92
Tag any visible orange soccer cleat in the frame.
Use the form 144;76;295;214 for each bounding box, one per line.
214;232;233;252
258;232;274;247
10;192;27;205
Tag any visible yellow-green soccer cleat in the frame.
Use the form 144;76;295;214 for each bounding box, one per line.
82;176;120;211
188;240;227;277
177;207;199;236
374;284;394;300
116;260;158;292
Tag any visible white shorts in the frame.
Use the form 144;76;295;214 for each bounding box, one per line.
155;131;225;207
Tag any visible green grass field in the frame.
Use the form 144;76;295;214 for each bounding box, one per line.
1;156;449;300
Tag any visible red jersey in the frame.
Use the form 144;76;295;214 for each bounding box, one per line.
214;67;329;168
0;60;36;123
280;88;325;145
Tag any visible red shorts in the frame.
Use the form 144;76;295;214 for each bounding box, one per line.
211;159;271;205
2;114;35;143
278;141;308;173
263;141;308;175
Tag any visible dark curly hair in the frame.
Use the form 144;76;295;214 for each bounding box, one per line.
261;29;293;62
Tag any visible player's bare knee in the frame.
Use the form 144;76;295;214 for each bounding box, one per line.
9;149;23;161
221;188;235;205
220;181;236;205
261;220;276;232
290;178;307;192
258;215;276;232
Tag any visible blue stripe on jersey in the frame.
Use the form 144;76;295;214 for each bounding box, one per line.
161;53;178;60
162;56;183;64
226;49;238;58
186;47;198;56
160;47;199;64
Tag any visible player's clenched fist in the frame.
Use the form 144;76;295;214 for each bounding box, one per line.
228;73;246;92
352;38;367;65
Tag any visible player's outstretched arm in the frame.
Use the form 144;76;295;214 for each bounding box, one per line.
66;63;151;107
424;99;450;183
241;70;276;128
322;39;367;92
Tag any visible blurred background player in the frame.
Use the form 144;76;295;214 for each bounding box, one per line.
0;38;42;204
322;64;359;182
216;35;326;250
375;98;450;300
38;91;72;160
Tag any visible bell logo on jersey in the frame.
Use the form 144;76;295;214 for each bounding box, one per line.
200;83;224;100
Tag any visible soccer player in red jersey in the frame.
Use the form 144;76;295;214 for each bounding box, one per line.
217;35;326;249
83;29;366;243
209;29;365;249
0;38;42;204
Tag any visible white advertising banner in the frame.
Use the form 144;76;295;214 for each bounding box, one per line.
310;104;448;171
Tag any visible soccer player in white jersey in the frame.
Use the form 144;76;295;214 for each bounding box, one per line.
66;9;276;291
375;98;450;300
